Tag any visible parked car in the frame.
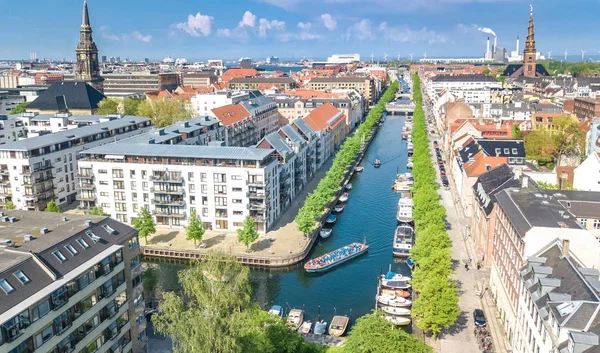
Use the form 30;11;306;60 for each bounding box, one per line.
439;165;446;173
437;156;443;162
473;309;486;327
440;170;446;176
441;178;449;188
430;129;436;134
433;141;439;148
438;160;444;166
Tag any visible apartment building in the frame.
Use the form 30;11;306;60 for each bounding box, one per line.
181;73;217;88
121;117;224;146
102;73;179;98
305;77;377;105
490;188;600;349
574;98;600;121
77;144;279;232
515;239;600;353
573;153;600;192
229;77;297;91
0;211;147;353
426;74;501;98
302;103;347;156
192;91;249;116
0;116;152;211
0;115;26;145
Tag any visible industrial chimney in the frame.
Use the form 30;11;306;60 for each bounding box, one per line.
486;37;490;59
493;36;497;54
516;36;520;54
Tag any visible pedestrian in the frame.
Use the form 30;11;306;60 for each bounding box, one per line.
464;262;469;271
468;257;472;264
476;261;481;270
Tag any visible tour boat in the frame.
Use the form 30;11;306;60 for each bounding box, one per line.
380;288;411;298
268;305;284;318
287;309;304;331
313;320;328;335
334;204;345;213
304;243;369;273
329;316;349;337
383;315;411;326
380;305;411;316
376;294;412;307
339;192;349;202
320;228;333;239
396;198;414;224
299;320;312;334
393;225;414;258
345;183;353;191
355;166;364;172
374;159;381;168
325;214;337;224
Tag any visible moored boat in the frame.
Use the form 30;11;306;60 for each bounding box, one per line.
329;316;349;337
381;277;411;290
334;204;345;213
287;309;304;330
377;295;412;307
374;159;381;168
325;214;337;224
345;183;352;191
268;305;284;318
299;320;312;334
320;228;333;239
393;225;414;257
339;192;349;202
384;315;411;326
304;243;369;273
406;161;413;169
396;198;414;224
355;166;364;172
406;257;415;271
380;288;411;298
380;305;411;316
313;320;327;335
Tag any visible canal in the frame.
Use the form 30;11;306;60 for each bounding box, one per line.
148;79;412;329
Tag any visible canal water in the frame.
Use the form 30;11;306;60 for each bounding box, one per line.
148;79;412;329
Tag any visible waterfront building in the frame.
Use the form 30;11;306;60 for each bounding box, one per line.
75;0;104;92
0;211;147;353
489;188;600;350
326;54;360;64
0;115;151;210
302;103;347;160
305;77;377;105
76;143;278;232
514;239;600;353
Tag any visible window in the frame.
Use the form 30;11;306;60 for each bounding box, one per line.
213;173;226;183
232;187;242;192
232;199;242;204
189;184;195;192
503;148;510;154
53;250;67;263
233;222;244;227
100;192;109;197
64;244;78;256
12;270;30;285
233;211;243;216
231;175;242;180
188;172;194;181
35;324;54;348
580;218;588;228
512;148;518;155
594;219;600;230
0;279;14;294
32;300;51;322
200;173;207;182
215;197;227;206
214;185;227;195
202;208;209;217
201;184;207;194
98;169;107;174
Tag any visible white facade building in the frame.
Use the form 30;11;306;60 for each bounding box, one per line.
191;91;249;116
427;74;502;98
326;54;360;64
573;153;600;192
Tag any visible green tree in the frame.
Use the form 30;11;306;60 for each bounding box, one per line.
142;266;159;300
185;210;205;248
295;208;316;236
511;124;521;138
237;216;259;250
342;311;432;353
9;102;28;114
133;208;156;244
96;98;120;115
4;199;15;210
89;206;108;216
123;98;142;115
44;200;60;213
411;276;460;337
137;99;192;128
482;68;491;75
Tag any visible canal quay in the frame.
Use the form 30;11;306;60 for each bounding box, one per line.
146;95;415;328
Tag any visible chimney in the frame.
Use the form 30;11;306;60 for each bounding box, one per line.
522;176;529;188
486;37;490;58
493;36;497;54
516;36;520;54
561;239;570;257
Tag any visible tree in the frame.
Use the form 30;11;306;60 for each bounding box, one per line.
123;98;142;115
133;208;156;244
96;98;120;115
9;102;28;114
44;200;60;212
411;276;460;337
142;266;159;300
4;200;15;210
237;216;259;250
137;98;193;128
295;208;315;236
482;68;491;75
342;311;432;353
185;210;205;248
89;206;108;216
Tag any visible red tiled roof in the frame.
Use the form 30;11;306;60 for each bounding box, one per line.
302;103;344;132
283;89;340;99
463;151;507;177
211;104;252;127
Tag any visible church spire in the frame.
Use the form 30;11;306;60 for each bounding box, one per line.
75;0;103;92
82;0;90;28
523;4;537;78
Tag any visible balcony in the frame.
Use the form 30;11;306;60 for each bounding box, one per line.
247;192;267;199
0;167;8;175
152;209;186;218
246;179;264;186
151;174;183;184
77;194;97;201
152;198;185;207
151;187;184;195
22;163;53;175
76;172;94;179
79;182;95;190
247;202;266;211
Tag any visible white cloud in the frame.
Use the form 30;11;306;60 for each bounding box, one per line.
102;32;120;41
378;22;446;44
258;18;286;37
297;22;312;30
239;11;256;28
346;19;373;40
320;13;337;30
174;12;214;37
216;28;232;37
130;31;152;42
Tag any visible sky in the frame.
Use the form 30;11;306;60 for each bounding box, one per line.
1;0;599;62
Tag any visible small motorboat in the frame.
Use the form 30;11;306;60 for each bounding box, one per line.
374;159;381;168
380;305;411;316
325;214;337;224
268;305;284;318
407;257;415;271
381;277;411;290
401;134;408;140
384;315;411;326
313;320;328;335
355;166;364;172
287;309;304;331
339;192;349;202
320;228;333;239
334;204;345;213
406;162;413;169
377;295;412;307
345;183;352;191
299;320;312;334
381;288;411;298
393;225;414;257
329;316;349;337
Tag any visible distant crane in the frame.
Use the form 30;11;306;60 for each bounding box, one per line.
581;50;587;61
371;53;374;63
564;50;568;61
547;51;552;60
383;53;388;62
409;53;414;62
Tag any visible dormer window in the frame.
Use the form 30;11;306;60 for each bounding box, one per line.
0;279;14;294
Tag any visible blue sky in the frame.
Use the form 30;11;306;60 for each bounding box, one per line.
1;0;598;61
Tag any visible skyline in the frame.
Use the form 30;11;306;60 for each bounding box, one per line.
2;0;600;61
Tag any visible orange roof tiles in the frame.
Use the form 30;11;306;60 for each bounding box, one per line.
302;103;344;132
221;68;259;82
283;89;340;99
463;151;507;177
211;104;252;127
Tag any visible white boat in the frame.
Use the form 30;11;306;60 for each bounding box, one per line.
320;228;333;239
355;166;364;172
345;183;353;191
339;192;349;202
334;204;345;213
380;305;411;316
406;162;413;169
393;225;414;258
396;198;414;224
299;320;312;334
384;315;411;326
377;295;412;307
407;142;414;149
287;309;304;331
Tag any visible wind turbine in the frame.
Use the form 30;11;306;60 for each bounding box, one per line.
547;51;552;60
371;53;374;63
409;53;414;62
564;50;568;61
383;53;388;62
581;50;587;61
